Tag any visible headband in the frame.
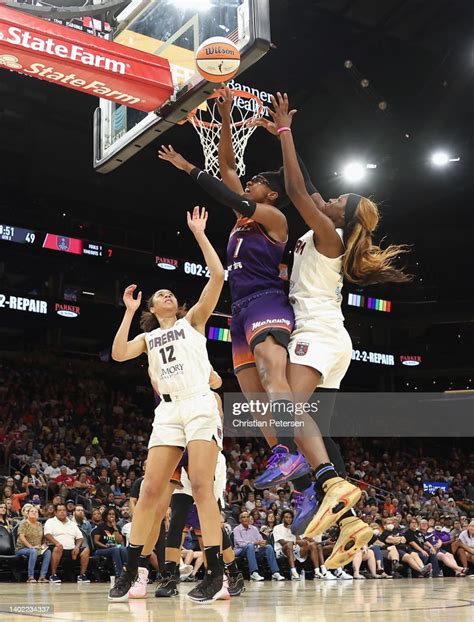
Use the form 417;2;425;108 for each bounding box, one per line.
345;193;362;225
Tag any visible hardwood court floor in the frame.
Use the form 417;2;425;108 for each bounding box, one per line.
0;578;473;622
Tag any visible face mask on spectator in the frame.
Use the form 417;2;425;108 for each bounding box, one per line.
385;524;394;531
434;525;442;531
373;529;380;536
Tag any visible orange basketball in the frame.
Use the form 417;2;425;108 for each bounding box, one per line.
195;36;241;83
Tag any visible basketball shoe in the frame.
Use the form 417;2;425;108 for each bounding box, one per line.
128;567;148;599
108;568;137;601
186;570;230;603
254;445;310;489
324;517;373;569
303;477;361;538
292;484;319;536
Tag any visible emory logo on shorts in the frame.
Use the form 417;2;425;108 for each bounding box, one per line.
217;427;223;439
295;341;309;356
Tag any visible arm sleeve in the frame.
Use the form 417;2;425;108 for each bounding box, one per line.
190;168;256;217
130;478;142;499
296;152;318;195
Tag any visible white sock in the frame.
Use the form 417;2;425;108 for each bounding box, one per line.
321;565;327;575
291;568;299;576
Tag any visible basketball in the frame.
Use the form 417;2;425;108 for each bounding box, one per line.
195;36;241;83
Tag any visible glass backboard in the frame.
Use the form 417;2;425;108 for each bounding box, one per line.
93;0;270;173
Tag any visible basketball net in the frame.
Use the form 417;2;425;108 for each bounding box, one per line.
187;89;265;178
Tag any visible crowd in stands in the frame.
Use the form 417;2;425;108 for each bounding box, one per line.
0;358;473;583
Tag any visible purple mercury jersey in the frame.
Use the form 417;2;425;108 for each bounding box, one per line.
227;217;286;301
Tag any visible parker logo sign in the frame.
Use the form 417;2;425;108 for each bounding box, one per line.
55;303;80;318
156;256;178;270
400;355;422;367
0;6;173;111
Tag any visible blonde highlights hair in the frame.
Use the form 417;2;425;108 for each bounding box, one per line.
343;197;411;285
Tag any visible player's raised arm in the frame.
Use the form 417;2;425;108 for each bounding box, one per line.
271;93;343;255
158;145;287;242
185;207;225;330
111;285;147;361
216;85;245;195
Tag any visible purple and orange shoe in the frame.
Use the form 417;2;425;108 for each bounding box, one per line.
254;445;310;489
292;484;319;536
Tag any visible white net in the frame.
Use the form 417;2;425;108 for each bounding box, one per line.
188;91;265;178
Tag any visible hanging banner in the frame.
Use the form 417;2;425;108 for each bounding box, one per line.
0;6;174;111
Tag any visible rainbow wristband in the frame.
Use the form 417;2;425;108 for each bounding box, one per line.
277;126;292;134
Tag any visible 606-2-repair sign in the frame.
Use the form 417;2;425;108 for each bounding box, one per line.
0;6;173;111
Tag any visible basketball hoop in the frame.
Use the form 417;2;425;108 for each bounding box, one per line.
187;89;265;178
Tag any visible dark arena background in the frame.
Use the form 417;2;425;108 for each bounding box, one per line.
0;1;473;620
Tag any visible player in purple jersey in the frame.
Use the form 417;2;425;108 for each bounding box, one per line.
159;102;311;486
253;92;411;566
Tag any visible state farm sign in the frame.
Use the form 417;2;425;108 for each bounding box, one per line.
0;6;173;112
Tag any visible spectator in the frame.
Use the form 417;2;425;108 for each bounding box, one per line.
43;459;61;480
117;505;131;533
418;519;466;576
73;472;93;497
90;508;103;530
233;511;285;581
93;508;127;577
0;501;12;530
245;492;256;513
43;503;90;583
95;470;113;502
379;518;432;577
4;497;18;519
54;466;76;489
121;451;135;472
25;465;47;499
15;506;51;583
260;511;277;539
352;545;378;579
65;499;76;517
72;505;92;537
272;510;314;581
79;447;97;470
2;485;27;514
453;520;474;571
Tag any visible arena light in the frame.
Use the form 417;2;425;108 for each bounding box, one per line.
431;151;449;166
342;162;366;182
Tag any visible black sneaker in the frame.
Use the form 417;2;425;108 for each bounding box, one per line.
227;571;245;596
186;571;229;604
108;569;137;601
77;574;90;583
155;575;178;597
420;563;432;578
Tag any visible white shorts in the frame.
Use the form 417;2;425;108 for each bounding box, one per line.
288;322;352;389
175;450;226;505
148;388;223;450
277;544;307;562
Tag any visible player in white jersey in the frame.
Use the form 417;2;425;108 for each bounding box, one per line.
257;92;411;568
108;207;228;604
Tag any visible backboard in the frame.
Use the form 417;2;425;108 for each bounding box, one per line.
93;0;270;173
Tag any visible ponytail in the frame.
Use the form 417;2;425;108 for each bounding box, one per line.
343;197;412;286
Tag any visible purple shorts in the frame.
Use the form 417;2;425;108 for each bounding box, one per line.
230;288;294;373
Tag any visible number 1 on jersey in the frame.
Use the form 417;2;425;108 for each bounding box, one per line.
233;237;243;258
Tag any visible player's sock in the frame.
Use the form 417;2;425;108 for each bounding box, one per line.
164;561;178;577
127;543;144;573
292;473;313;492
337;508;357;523
225;560;239;575
204;546;222;577
139;554;150;570
314;463;339;487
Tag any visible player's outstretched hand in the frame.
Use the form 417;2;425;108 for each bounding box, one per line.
215;83;233;118
248;116;279;136
269;92;297;131
123;284;142;312
158;145;193;172
187;206;208;235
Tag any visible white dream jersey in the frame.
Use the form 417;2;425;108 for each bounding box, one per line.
146;318;211;394
289;229;345;325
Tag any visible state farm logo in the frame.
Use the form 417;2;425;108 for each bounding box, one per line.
2;26;126;74
0;54;21;69
55;303;80;318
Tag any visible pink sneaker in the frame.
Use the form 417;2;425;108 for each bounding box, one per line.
128;567;148;599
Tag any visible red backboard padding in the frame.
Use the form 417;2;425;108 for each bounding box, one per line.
0;6;174;112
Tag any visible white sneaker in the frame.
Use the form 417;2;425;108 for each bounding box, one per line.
179;564;194;581
291;570;301;581
322;571;337;581
272;572;285;581
313;569;324;580
334;568;353;580
129;567;148;599
250;572;265;581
